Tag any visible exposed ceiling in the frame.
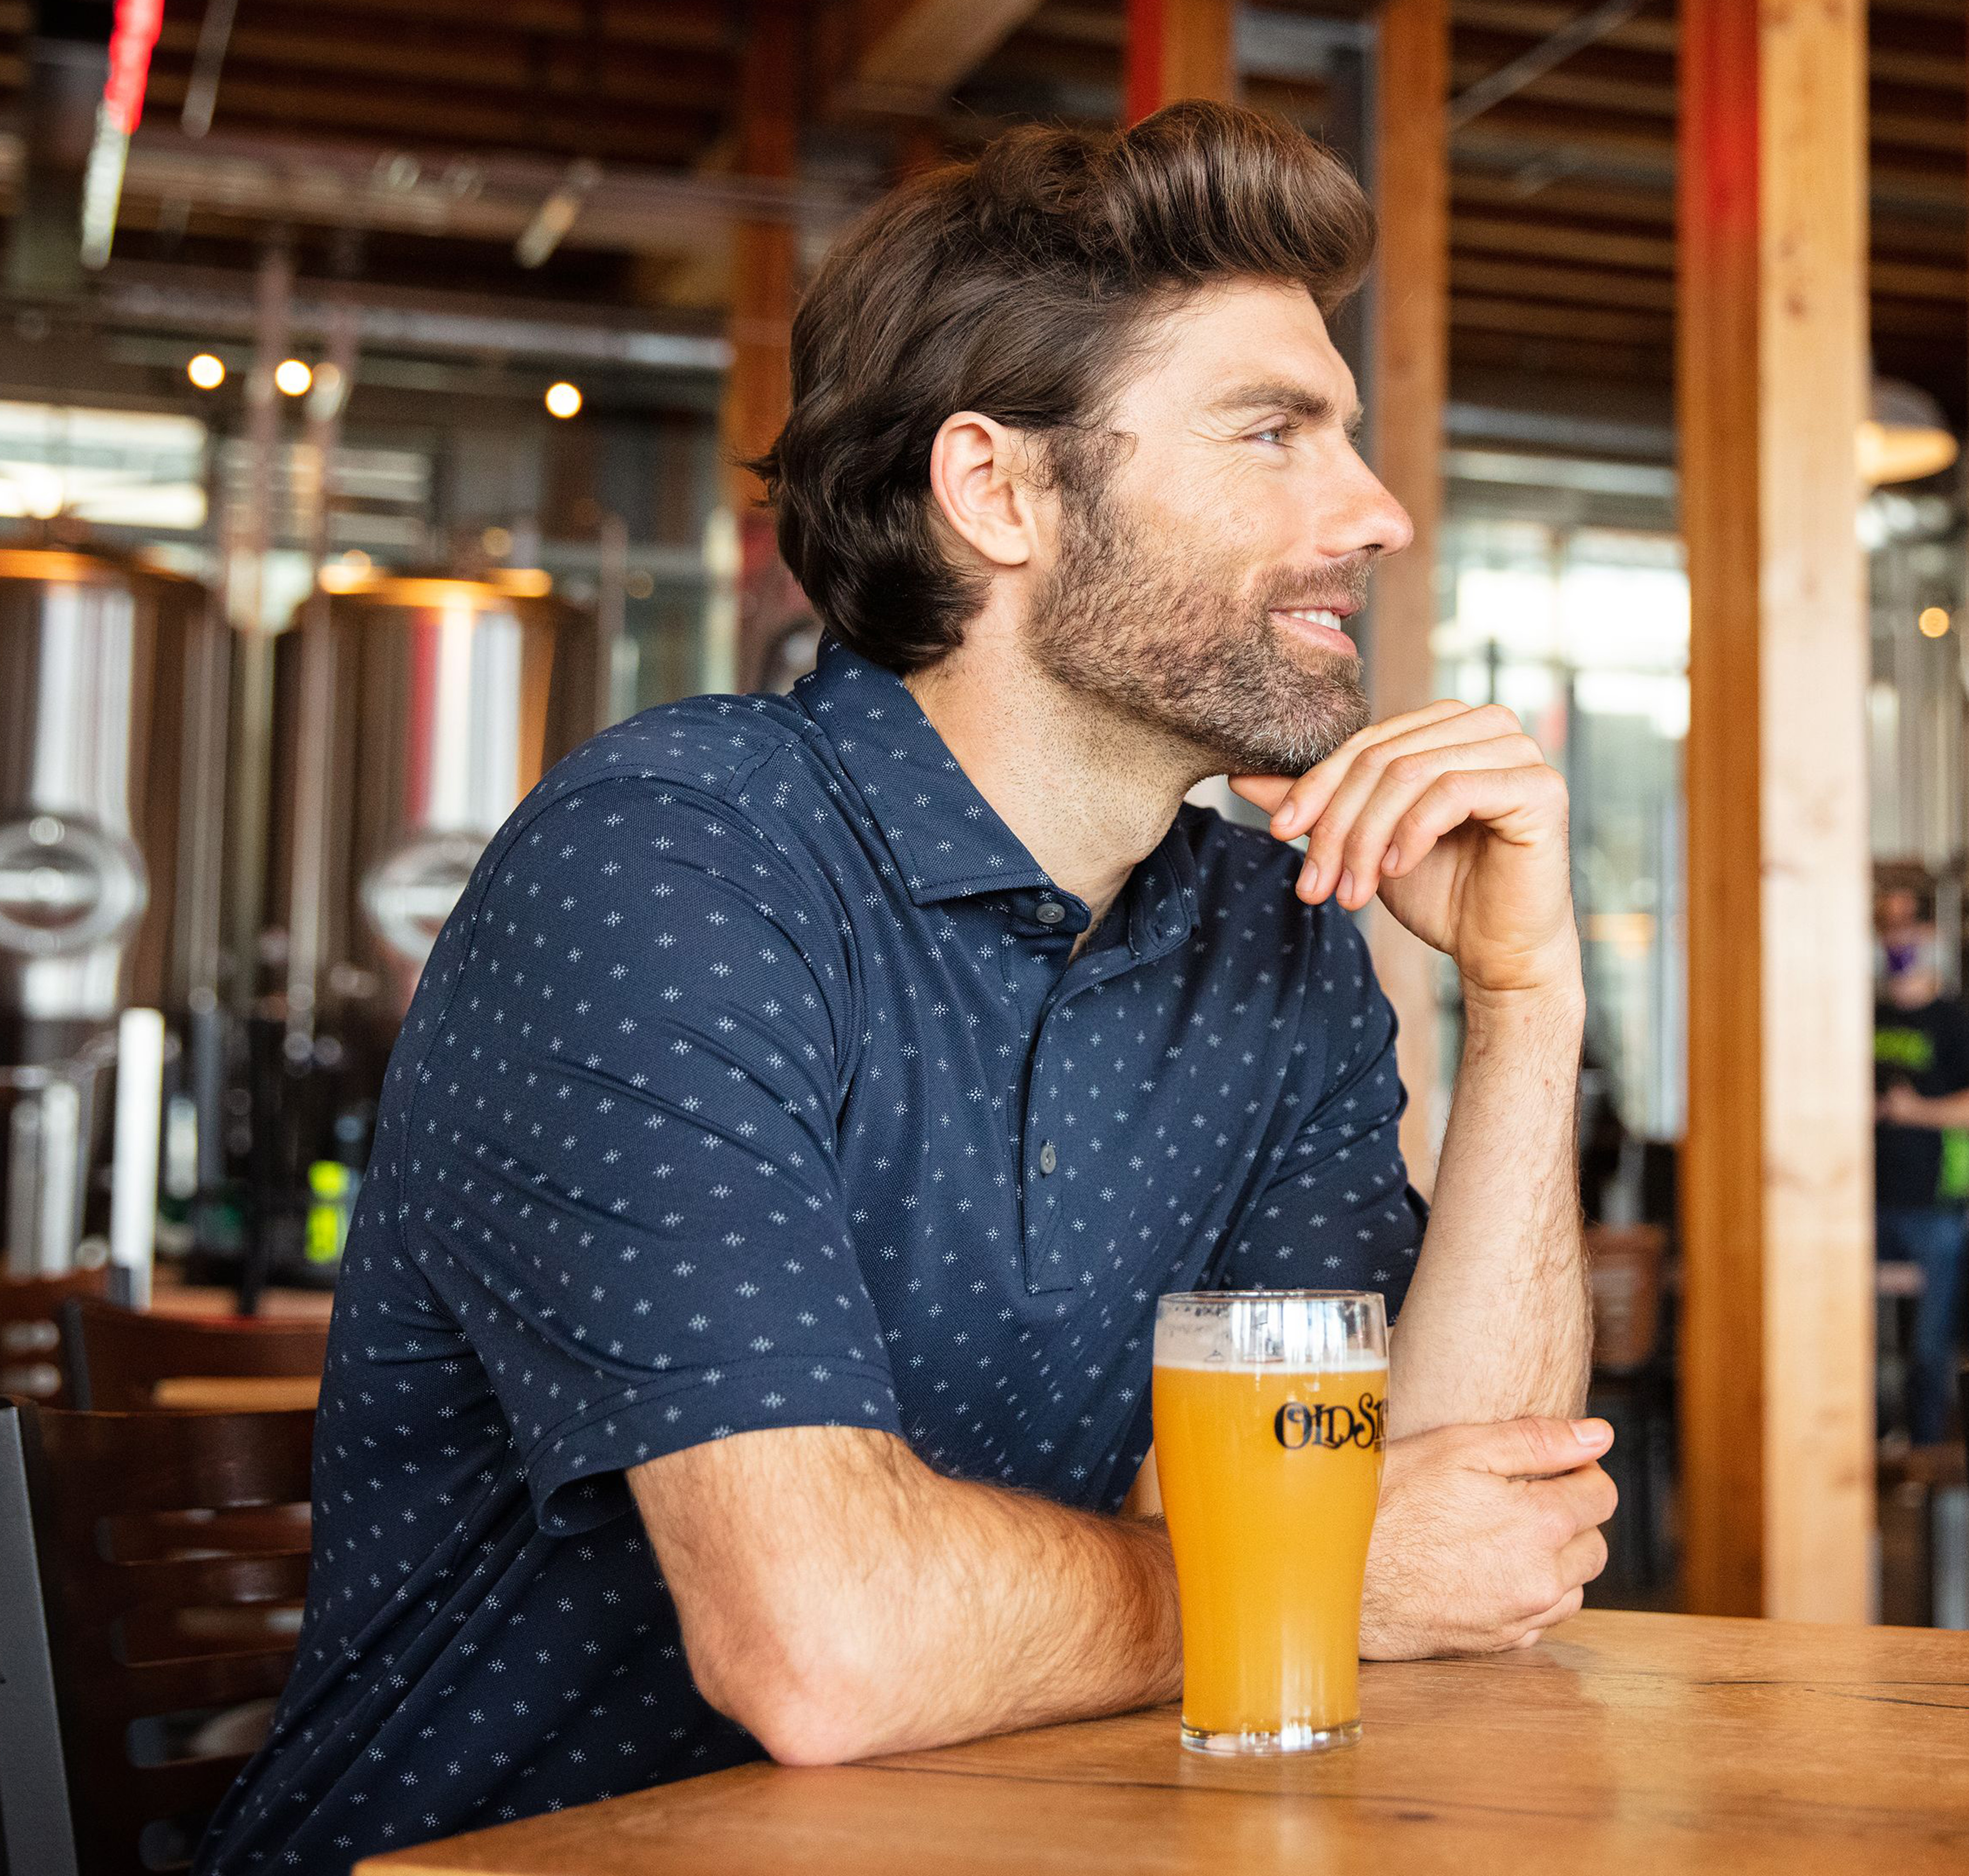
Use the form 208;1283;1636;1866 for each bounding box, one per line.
0;0;1962;434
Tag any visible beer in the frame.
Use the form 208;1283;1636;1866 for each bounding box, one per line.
1152;1293;1387;1754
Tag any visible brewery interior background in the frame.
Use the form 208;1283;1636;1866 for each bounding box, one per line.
1;0;1966;1624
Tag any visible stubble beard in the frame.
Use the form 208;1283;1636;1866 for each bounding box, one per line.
1022;476;1373;779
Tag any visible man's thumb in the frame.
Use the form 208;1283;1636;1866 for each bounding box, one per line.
1467;1415;1613;1477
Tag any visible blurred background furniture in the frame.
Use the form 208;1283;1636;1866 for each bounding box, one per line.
62;1294;328;1413
1585;1222;1674;1600
0;1266;106;1405
0;1398;314;1876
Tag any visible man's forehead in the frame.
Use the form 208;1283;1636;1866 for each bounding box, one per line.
1138;280;1360;420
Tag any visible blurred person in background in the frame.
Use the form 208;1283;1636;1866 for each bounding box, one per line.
1874;885;1969;1444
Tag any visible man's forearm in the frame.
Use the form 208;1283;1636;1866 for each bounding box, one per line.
1387;984;1590;1436
1884;1087;1969;1129
632;1427;1182;1765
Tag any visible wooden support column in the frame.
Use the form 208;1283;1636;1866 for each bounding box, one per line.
1678;0;1872;1620
1123;0;1235;122
722;0;802;693
1367;0;1448;1191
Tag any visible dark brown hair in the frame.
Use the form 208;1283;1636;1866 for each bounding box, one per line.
750;100;1376;673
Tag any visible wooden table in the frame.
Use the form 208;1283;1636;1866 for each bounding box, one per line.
359;1609;1969;1875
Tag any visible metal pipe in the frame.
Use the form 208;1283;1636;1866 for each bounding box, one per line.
1448;0;1647;131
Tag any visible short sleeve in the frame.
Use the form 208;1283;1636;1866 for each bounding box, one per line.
398;776;901;1533
1213;912;1427;1317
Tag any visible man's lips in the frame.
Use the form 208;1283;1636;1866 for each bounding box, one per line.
1270;605;1360;658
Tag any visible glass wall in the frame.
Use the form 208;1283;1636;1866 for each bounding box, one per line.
1433;493;1689;1147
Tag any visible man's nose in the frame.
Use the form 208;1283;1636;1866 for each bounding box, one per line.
1336;458;1415;561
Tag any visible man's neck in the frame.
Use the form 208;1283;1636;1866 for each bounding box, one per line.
903;636;1213;931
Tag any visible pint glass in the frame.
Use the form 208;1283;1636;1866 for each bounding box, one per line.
1152;1290;1388;1755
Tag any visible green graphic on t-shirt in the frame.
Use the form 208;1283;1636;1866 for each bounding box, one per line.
1941;1130;1969;1203
1877;1027;1937;1073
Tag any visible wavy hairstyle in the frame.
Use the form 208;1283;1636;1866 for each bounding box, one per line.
749;100;1376;673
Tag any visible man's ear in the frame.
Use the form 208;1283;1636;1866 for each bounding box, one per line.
928;413;1041;570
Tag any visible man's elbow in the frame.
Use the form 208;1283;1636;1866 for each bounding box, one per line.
691;1633;884;1767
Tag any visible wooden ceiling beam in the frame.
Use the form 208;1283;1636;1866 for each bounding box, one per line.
1451;166;1672;219
1453;0;1675;57
1454;211;1672;268
1451;327;1671;382
1451;293;1671;343
140;71;715;165
195;0;738;53
833;0;1048;113
1451;59;1675;117
149;27;734;101
1453;252;1673;308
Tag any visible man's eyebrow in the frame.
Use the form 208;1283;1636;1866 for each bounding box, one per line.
1208;381;1365;438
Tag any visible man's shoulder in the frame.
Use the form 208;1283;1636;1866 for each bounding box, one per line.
540;690;828;807
493;690;858;872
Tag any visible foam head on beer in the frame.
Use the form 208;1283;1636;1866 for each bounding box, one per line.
1152;1291;1387;1754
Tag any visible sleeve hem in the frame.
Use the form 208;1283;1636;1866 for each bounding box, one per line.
518;1355;903;1534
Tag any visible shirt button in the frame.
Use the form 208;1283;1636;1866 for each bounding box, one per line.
1039;1141;1058;1175
1035;898;1066;926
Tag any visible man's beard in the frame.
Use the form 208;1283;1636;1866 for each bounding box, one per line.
1021;477;1373;778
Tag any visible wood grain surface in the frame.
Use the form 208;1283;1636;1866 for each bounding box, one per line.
1677;0;1873;1621
357;1609;1969;1875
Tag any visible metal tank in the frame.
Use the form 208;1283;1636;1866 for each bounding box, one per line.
251;569;602;1282
0;542;229;1274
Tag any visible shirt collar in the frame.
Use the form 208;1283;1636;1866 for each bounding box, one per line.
793;634;1201;958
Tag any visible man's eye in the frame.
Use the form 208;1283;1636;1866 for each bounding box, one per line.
1254;425;1294;447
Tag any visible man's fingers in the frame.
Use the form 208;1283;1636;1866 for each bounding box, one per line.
1312;735;1547;908
1513;1584;1586;1648
1226;774;1295;815
1556;1523;1611;1592
1379;764;1567;887
1462;1415;1613;1479
1231;700;1477;838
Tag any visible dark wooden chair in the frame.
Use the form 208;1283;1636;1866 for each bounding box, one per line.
0;1397;314;1875
1;1267;107;1405
63;1294;329;1412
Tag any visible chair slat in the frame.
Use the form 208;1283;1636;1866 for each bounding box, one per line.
0;1271;106;1407
62;1647;296;1724
11;1398;316;1875
64;1296;330;1412
33;1405;315;1520
60;1547;312;1619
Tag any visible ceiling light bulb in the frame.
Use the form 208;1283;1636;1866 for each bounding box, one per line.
544;381;582;419
275;358;314;397
187;352;225;389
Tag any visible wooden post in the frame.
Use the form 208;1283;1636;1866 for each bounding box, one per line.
1678;0;1872;1620
1367;0;1448;1193
722;0;802;693
1123;0;1235;123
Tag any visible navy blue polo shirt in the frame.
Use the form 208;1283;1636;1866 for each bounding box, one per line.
198;636;1426;1873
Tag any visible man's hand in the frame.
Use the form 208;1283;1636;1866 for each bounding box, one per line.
1362;1416;1616;1657
1228;701;1577;1000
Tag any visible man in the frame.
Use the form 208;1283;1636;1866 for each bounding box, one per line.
199;103;1610;1873
1874;887;1969;1444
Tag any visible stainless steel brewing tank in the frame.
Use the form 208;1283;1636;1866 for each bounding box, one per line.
0;542;228;1275
266;572;602;1043
0;545;228;1064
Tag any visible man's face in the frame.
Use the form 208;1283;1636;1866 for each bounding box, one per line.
1021;279;1413;775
